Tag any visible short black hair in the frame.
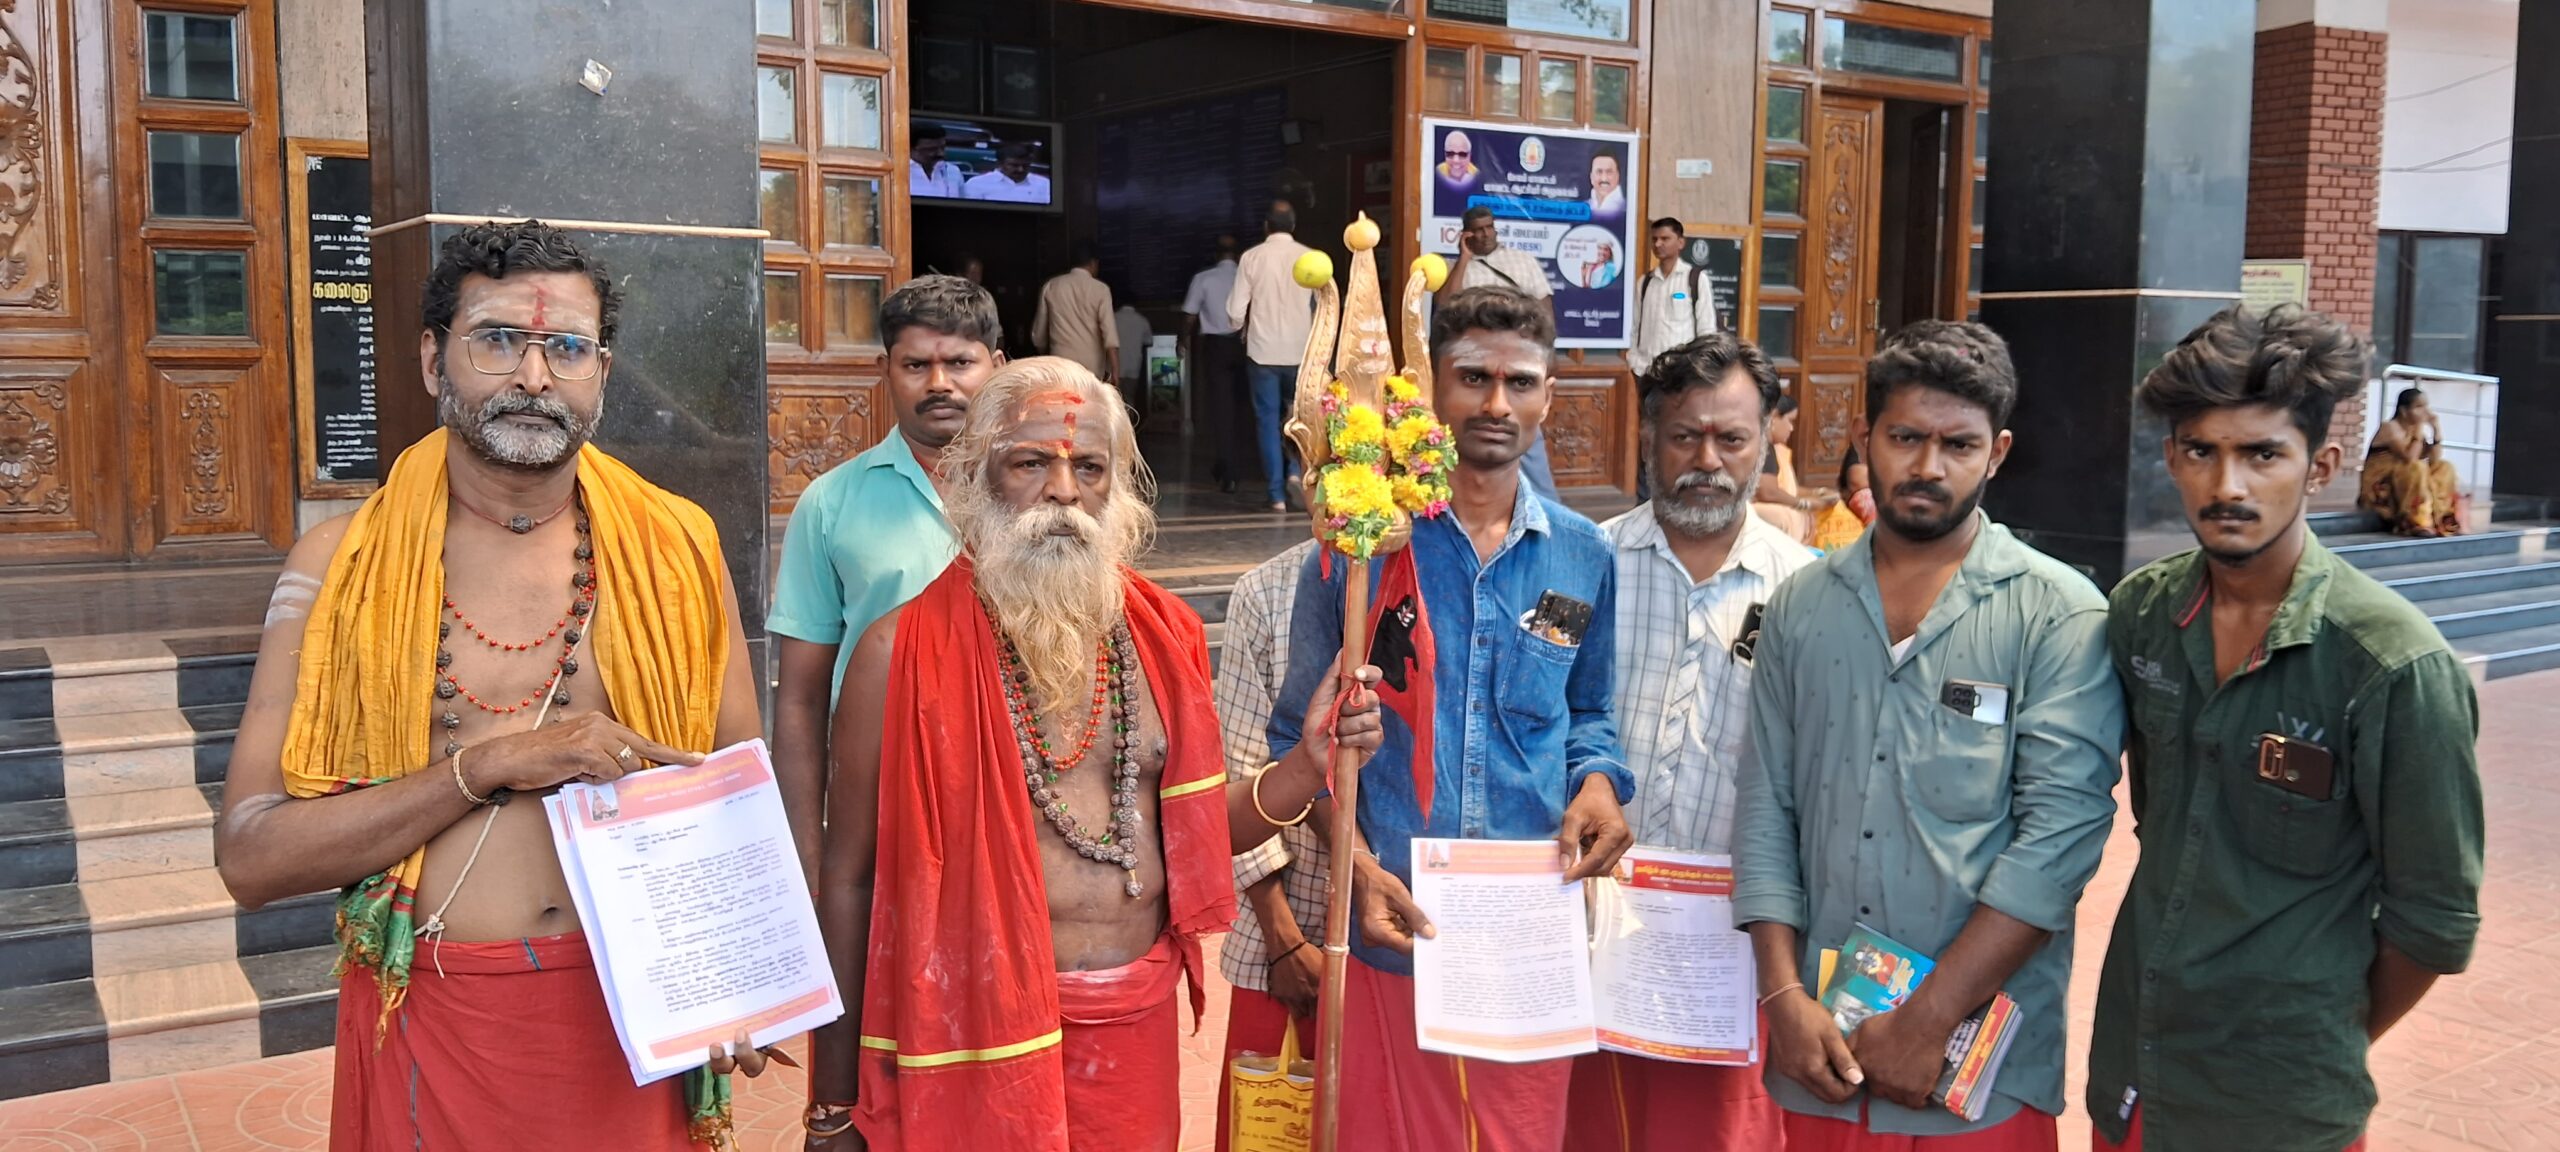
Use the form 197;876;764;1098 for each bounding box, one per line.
422;220;619;345
2394;386;2427;416
1430;286;1555;354
1461;205;1496;228
1865;320;2018;429
879;274;999;351
1072;242;1101;268
1638;333;1780;424
997;140;1033;162
913;122;947;143
1266;206;1296;235
1649;217;1683;236
1591;150;1621;172
2135;304;2368;449
1772;393;1799;418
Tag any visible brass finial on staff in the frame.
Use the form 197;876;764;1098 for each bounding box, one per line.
1284;213;1451;1152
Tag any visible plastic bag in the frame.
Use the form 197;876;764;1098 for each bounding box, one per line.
1227;1017;1316;1152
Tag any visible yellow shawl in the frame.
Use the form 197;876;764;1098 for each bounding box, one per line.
279;427;732;1138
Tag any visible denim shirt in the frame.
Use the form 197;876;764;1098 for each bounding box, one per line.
1270;481;1633;976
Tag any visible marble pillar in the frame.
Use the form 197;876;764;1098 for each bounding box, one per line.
365;0;769;635
2492;0;2560;499
1977;0;2257;586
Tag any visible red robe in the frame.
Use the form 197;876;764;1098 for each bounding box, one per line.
853;560;1236;1150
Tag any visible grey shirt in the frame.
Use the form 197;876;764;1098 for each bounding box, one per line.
1734;513;2125;1134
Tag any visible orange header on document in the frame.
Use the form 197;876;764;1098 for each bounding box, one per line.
571;739;774;831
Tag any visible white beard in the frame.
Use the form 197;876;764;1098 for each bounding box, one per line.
966;498;1150;715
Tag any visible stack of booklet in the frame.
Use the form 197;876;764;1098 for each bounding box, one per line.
545;739;843;1085
1819;924;2021;1121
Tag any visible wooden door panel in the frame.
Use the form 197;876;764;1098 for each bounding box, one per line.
1802;96;1883;482
151;365;264;541
767;378;880;513
1544;383;1618;488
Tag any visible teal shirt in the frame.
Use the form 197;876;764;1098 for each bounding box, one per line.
767;433;959;695
1734;513;2125;1134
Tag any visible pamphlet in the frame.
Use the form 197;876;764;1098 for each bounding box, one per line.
1408;840;1759;1067
1590;848;1757;1065
1818;925;2022;1121
544;738;843;1085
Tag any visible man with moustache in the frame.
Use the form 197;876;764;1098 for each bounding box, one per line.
806;357;1385;1149
1269;286;1635;1151
770;274;1003;881
1735;321;2123;1152
1569;334;1808;1152
2089;306;2482;1152
214;221;775;1150
1588;149;1626;216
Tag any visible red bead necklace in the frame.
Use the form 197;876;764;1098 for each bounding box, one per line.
995;625;1114;775
435;514;594;730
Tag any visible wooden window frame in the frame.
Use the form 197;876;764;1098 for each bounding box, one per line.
758;0;900;375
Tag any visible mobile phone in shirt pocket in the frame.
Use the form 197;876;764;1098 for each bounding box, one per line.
2225;730;2356;877
1911;706;2012;823
1500;619;1578;728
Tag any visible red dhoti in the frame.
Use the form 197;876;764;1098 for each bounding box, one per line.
2092;1106;2364;1152
1562;1016;1785;1152
331;933;699;1151
1784;1104;2055;1152
1335;957;1575;1152
1057;935;1186;1148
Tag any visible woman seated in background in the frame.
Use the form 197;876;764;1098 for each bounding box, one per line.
1755;394;1844;545
1811;443;1872;551
2359;387;2464;537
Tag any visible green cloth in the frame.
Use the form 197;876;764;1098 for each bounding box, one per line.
767;432;958;696
1735;512;2124;1135
2088;537;2483;1152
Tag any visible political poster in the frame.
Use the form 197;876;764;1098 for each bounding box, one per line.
1423;118;1640;349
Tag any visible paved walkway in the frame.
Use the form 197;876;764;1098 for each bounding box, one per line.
5;671;2554;1151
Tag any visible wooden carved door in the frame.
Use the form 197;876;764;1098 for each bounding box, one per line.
1798;95;1883;485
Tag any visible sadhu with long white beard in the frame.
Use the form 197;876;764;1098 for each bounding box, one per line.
805;356;1384;1150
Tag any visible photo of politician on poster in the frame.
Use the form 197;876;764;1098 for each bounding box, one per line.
1422;118;1640;348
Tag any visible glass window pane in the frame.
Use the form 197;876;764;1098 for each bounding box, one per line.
825;274;885;347
144;11;237;101
765;271;802;344
821;73;882;150
1979;40;1994;89
1428;0;1628;39
1969;243;1984;295
1770;9;1809;66
2409;235;2484;373
1761;233;1800;288
819;0;876;48
1823;18;1966;83
755;0;793;39
1758;305;1798;360
1972;176;1986;230
1482;53;1522;118
1592;64;1631;127
152;249;247;336
759;169;800;244
1767;87;1806;143
1537;58;1578;122
759;66;797;143
1424;48;1469;114
147;131;241;219
823;176;880;248
1763;160;1803;217
1975;108;1990;163
2372;233;2405;368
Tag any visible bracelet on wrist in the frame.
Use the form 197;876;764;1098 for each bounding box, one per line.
1267;938;1313;968
804;1103;856;1137
452;745;494;806
1250;760;1313;827
1757;980;1806;1008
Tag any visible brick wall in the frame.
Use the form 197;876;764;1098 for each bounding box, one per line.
2248;22;2387;452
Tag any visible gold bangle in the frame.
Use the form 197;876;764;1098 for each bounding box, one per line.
804;1104;855;1137
453;746;492;806
1251;760;1314;827
1757;980;1806;1008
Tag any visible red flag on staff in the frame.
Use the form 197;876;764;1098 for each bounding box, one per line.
1369;547;1438;820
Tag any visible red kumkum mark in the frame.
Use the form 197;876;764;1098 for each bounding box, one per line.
529;287;548;330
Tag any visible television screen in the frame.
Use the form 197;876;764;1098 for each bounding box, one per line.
909;115;1059;210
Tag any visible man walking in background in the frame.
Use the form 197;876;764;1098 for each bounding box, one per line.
1034;244;1117;381
1184;234;1251;493
1229;205;1316;511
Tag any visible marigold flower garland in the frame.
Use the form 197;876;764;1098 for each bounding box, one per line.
1314;373;1454;558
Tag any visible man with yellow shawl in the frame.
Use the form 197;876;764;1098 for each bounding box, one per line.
215;221;775;1150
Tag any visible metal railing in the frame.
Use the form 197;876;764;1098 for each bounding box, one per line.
2372;363;2498;498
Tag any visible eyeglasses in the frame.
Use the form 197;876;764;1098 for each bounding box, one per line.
1445;148;1471;159
458;326;607;381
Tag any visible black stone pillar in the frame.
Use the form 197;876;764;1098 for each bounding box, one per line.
2493;0;2560;499
365;0;769;635
1978;0;2256;586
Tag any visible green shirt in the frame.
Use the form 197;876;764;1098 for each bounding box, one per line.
2089;539;2483;1152
1735;513;2124;1134
767;433;959;696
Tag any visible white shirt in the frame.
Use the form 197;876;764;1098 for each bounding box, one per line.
908;160;962;199
1591;187;1626;215
964;169;1051;203
1630;262;1718;375
1229;232;1317;366
1603;505;1814;854
1114;306;1152;382
1183;259;1241;336
1457;245;1552;299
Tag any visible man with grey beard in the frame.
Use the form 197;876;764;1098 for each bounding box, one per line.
807;356;1383;1149
1566;333;1810;1151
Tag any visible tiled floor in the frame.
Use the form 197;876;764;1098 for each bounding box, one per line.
7;669;2555;1151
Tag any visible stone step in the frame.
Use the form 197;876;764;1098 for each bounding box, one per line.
2327;526;2548;571
2456;619;2560;682
0;942;337;1101
2376;557;2560;604
0;867;336;993
0;634;259;726
2421;586;2560;642
0;782;226;893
